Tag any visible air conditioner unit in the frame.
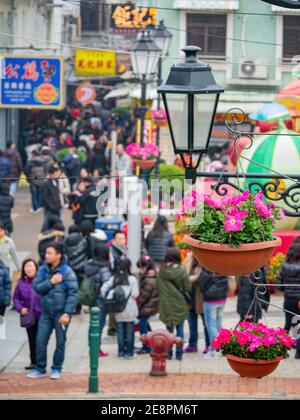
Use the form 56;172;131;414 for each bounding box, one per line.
238;59;268;80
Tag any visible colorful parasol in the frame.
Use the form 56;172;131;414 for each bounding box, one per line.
238;128;300;230
249;102;291;123
275;78;300;111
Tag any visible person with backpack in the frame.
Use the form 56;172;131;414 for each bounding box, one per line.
13;259;41;371
145;216;175;268
5;141;23;197
64;225;88;315
0;150;10;187
41;165;62;232
238;268;270;324
136;256;159;354
0;258;11;317
278;242;300;359
101;258;139;359
156;248;192;361
28;243;78;380
25;150;46;214
183;253;210;355
79;244;112;358
0;182;14;235
62;148;81;191
199;269;229;359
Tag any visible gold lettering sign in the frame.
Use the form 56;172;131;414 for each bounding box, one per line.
111;5;157;30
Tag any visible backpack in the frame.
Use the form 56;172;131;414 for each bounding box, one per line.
30;165;45;187
78;271;103;307
102;279;132;314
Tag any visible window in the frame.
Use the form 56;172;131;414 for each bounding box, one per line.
81;0;100;32
283;16;300;59
187;14;227;58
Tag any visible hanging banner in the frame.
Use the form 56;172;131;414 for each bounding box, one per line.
75;50;116;77
0;56;64;109
111;5;157;34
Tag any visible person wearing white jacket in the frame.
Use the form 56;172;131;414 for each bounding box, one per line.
101;258;139;359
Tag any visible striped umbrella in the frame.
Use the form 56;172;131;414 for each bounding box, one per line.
238;128;300;230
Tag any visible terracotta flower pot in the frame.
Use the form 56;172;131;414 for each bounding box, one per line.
134;159;156;170
183;235;282;276
153;118;168;127
225;354;284;379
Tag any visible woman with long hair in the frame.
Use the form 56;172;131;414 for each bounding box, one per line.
101;258;139;359
145;216;174;267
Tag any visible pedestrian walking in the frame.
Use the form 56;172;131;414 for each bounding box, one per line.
41;165;62;232
28;243;78;380
278;242;300;359
145;216;175;267
38;219;65;265
183;253;210;355
101;258;139;359
199;269;228;359
136;256;159;354
156;248;191;361
25;150;46;214
13;259;41;370
0;223;21;275
0;182;14;235
5;142;23;197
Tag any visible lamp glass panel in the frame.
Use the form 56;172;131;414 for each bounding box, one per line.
194;94;218;150
165;94;189;150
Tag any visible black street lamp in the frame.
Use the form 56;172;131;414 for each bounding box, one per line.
151;21;173;177
130;32;161;145
158;46;224;180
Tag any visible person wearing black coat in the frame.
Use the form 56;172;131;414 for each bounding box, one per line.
145;216;175;266
237;268;270;323
84;244;112;357
77;181;98;227
199;269;228;358
41;166;62;232
64;225;89;315
278;242;300;359
0;182;14;235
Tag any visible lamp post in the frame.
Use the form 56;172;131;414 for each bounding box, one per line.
130;32;161;145
158;46;224;181
151;21;173;177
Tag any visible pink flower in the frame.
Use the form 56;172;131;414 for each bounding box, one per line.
254;192;273;219
263;335;277;348
224;215;243;232
226;208;248;220
204;195;219;209
231;191;250;207
248;338;263;352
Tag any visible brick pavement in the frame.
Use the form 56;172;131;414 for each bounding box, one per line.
0;372;300;399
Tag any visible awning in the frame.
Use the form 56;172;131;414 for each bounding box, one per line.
272;5;300;12
104;84;158;101
173;0;239;10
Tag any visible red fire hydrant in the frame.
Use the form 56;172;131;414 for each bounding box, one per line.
141;331;184;377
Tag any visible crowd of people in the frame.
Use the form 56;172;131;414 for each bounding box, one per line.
0;210;299;380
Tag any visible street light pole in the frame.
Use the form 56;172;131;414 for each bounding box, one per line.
140;74;148;145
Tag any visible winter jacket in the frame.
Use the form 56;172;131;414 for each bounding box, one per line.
101;275;139;323
0;193;14;234
0;157;10;179
183;253;204;314
146;230;175;263
157;264;191;327
13;276;42;320
33;261;78;316
238;270;269;321
64;233;88;274
0;260;11;307
25;157;46;187
63;154;81;178
0;236;21;273
199;270;228;303
41;179;62;213
38;230;65;264
5;149;22;180
110;244;127;271
278;263;300;300
78;185;98;221
85;260;112;302
138;271;159;317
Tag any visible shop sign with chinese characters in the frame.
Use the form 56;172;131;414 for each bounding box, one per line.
0;56;64;109
111;5;157;34
75;50;116;77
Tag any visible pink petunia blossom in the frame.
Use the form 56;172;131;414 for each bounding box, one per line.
254;192;273;219
224;215;243;232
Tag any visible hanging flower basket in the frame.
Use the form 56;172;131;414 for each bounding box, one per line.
213;323;295;379
133;159;157;170
180;190;284;276
225;355;284;379
151;109;168;127
126;143;159;171
184;236;281;276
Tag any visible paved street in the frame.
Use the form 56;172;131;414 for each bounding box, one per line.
0;188;299;399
